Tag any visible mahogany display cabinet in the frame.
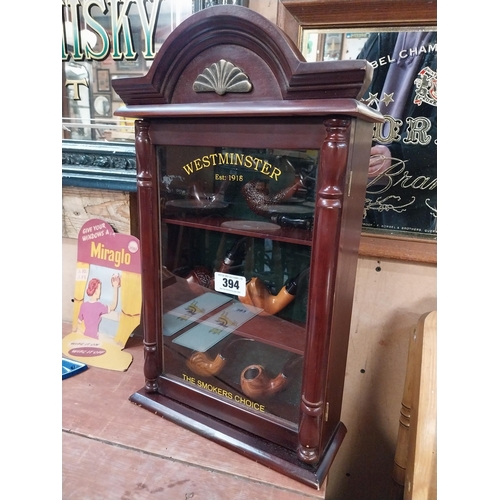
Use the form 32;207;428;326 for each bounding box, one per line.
113;4;382;489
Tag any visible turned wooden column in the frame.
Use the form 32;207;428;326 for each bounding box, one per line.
298;118;350;463
393;326;416;485
135;120;162;392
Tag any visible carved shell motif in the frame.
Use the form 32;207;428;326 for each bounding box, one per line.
193;59;252;95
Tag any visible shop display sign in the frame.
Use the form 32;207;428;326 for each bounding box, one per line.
62;218;142;371
302;29;437;237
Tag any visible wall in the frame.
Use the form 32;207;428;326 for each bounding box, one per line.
248;0;277;22
325;257;436;499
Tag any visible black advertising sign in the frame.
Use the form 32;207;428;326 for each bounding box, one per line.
358;31;437;237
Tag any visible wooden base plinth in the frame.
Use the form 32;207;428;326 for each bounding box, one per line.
130;387;346;489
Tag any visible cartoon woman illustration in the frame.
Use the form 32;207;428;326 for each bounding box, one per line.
75;274;121;339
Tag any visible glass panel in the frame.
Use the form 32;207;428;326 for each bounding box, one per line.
159;145;318;425
62;1;249;142
302;28;437;238
62;0;192;142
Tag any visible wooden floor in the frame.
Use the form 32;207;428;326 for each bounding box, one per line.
62;322;328;500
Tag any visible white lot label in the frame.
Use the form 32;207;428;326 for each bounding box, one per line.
214;272;246;297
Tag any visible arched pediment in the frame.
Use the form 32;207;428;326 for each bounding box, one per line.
113;5;372;106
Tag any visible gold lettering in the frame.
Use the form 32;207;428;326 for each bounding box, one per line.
183;162;194;175
373;115;402;144
90;241;131;267
234;153;244;165
180;153;281;180
218;152;230;164
253;157;263;171
367;161;406;194
90;241;101;258
65;78;88;100
196;380;234;401
409;175;433;190
269;167;281;181
404;117;432;146
234;395;265;412
182;373;196;384
260;161;271;176
367;160;436;195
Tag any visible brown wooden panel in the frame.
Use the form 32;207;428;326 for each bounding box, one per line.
62;432;322;500
359;233;437;264
279;0;437;35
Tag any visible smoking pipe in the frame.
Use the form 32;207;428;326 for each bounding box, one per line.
186;351;227;377
238;269;308;315
187;179;229;205
241;178;302;217
240;365;288;399
270;214;314;231
217;237;247;274
186;337;254;377
240;355;302;399
185;237;247;289
185;265;213;289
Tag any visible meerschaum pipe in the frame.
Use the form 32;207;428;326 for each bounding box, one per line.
239;269;307;315
240;354;302;399
238;277;295;315
186;351;227;377
240;365;288;399
186;337;254;377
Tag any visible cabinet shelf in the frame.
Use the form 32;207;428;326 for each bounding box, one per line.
162;215;313;246
162;277;306;355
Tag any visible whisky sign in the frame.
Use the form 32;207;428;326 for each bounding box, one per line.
62;0;163;61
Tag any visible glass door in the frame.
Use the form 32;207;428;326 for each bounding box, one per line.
157;145;319;428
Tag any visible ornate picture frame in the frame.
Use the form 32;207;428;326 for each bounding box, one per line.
277;0;437;264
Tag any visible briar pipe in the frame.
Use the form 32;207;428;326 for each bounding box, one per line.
186;337;254;377
270;214;314;231
218;237;247;274
185;237;247;289
239;268;309;315
240;355;302;399
241;178;302;217
185;265;213;289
